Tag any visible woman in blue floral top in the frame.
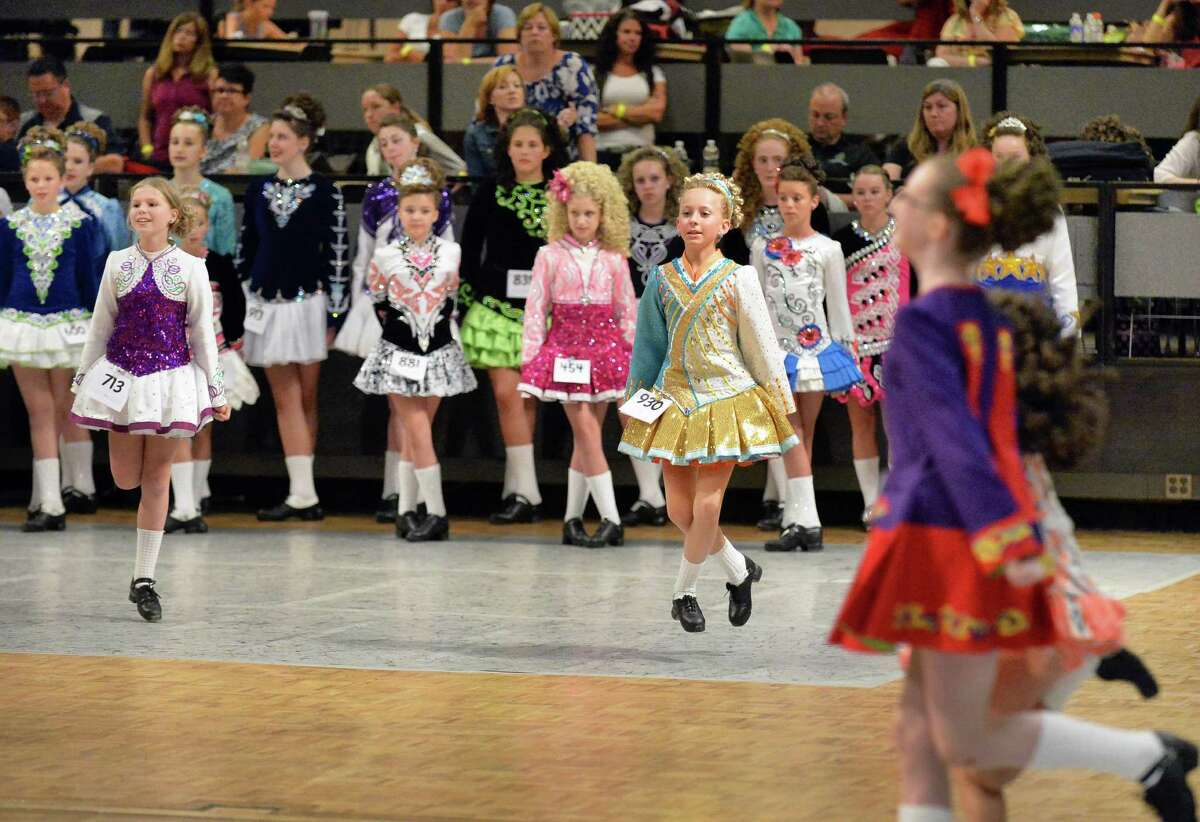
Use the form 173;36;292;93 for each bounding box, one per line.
494;3;599;161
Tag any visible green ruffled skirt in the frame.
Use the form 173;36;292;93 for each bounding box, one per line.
460;299;524;370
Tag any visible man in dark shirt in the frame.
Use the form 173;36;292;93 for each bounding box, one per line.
18;56;125;171
807;82;879;201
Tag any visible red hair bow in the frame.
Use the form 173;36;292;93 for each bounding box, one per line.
952;148;995;227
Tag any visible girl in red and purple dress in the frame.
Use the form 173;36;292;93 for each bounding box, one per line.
519;162;637;548
829;149;1196;822
831;165;910;527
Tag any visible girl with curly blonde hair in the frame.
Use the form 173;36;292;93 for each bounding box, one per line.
614;145;688;526
518;161;637;547
620;172;796;633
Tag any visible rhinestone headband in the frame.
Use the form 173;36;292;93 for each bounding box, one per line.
398;164;435;187
66;129;99;154
282;104;308;122
760;127;792;144
989;116;1028;139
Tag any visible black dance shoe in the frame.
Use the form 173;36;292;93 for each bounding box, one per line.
256;501;324;522
165;514;209;534
1141;732;1197;822
22;510;66;532
764;524;823;552
128;578;162;622
562;518;600;547
621;500;668;526
671;595;705;633
62;487;98;514
375;494;399;524
406;514;449;542
488;494;543;525
592;519;624;546
1097;648;1160;699
756;501;783;531
726;557;763;627
395;510;423;539
199;496;211;515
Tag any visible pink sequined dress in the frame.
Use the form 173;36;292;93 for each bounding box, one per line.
69;245;225;438
519;237;636;403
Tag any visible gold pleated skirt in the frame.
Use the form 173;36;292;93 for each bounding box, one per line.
618;385;798;466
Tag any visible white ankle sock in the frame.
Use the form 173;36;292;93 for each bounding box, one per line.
170;461;197;519
397;459;418;514
783;475;820;528
383;450;400;499
507;444;542;505
193;458;212;500
586;471;620;523
763;457;784;502
28;457;42;512
414;464;446;517
1028;711;1164;781
630;457;665;508
715;537;749;585
501;450;515;499
61;440;95;494
134;528;164;580
897;806;954;822
33;458;64;516
673;556;704;599
853;457;880;510
284;455;318;508
565;468;589;521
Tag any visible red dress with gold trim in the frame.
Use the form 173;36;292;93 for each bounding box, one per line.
829;285;1058;654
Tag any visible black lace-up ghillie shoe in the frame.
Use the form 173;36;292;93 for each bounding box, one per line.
22;509;66;532
592;519;624;547
257;501;324;522
562;518;601;547
128;578;162;622
621;500;667;526
395;510;423;539
764;524;823;552
406;514;449;542
1141;732;1197;822
488;494;543;525
62;487;98;514
756;500;783;531
165;514;208;534
671;595;705;633
375;494;399;523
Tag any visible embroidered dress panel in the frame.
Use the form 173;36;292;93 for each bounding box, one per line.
753;233;855;356
9;203;86;304
839;218;909;357
264;179;316;228
629;217;676;295
368;234;461;353
495;183;549;240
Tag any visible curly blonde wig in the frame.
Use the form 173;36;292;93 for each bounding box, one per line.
732;118;813;231
545;161;630;255
681;172;744;227
616;146;689;222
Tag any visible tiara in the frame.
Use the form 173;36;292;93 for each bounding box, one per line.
20;138;63;163
282;104;308;122
398;164;434;187
177;110;209;127
66;129;100;153
989;116;1028;138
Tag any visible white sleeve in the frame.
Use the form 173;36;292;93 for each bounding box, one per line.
1154;131;1200;183
187;257;226;407
821;240;855;347
349;223;375;307
1044;212;1080;338
749;237;768;293
73;252;119;388
416;124;467;177
735;265;795;415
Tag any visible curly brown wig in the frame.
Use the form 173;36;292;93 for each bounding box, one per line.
1080;114;1155;168
987;291;1111;468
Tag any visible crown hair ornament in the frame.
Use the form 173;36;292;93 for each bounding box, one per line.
398;164;435;187
989;116;1028;139
21;138;63;163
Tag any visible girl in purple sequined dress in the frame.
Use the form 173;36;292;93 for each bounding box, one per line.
518;162;637;547
70;178;230;623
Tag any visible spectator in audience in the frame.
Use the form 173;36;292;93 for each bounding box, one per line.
594;10;667;167
440;0;519;62
1130;0;1200;68
19;58;124;173
203;64;270;175
883;78;977;181
934;0;1023;67
138;12;216;169
1155;94;1200;183
1081;114;1157;171
0;95;18;173
357;83;466;177
464;65;526;178
386;0;459;62
898;0;954;40
494;4;599;161
725;0;805;63
217;0;289;39
808;82;878;202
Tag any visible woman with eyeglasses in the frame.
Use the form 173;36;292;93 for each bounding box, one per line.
202;64;269;176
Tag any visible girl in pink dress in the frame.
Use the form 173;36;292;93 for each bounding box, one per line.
519;161;637;548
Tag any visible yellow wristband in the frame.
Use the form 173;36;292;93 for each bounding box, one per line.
399;43;413;57
615;103;627;119
968;53;977;66
140;143;153;158
461;57;471;64
1152;13;1167;25
760;43;773;52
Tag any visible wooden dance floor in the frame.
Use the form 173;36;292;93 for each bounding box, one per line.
1;509;1197;821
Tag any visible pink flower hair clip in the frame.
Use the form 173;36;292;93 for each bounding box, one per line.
548;169;572;203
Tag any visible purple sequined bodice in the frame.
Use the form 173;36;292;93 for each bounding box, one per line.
106;263;190;375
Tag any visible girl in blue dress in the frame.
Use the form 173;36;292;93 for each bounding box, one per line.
62;121;129;255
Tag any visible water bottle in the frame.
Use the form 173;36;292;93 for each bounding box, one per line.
673;139;691;171
1069;12;1084;43
702;139;720;173
1085;12;1102;43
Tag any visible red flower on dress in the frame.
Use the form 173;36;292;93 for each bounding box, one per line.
797;324;823;348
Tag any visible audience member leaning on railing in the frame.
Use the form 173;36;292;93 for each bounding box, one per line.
1128;0;1200;68
883;78;978;182
216;0;289;40
725;0;806;64
933;0;1023;67
439;0;519;62
1155;94;1200;184
385;0;458;63
593;10;667;168
138;12;216;169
